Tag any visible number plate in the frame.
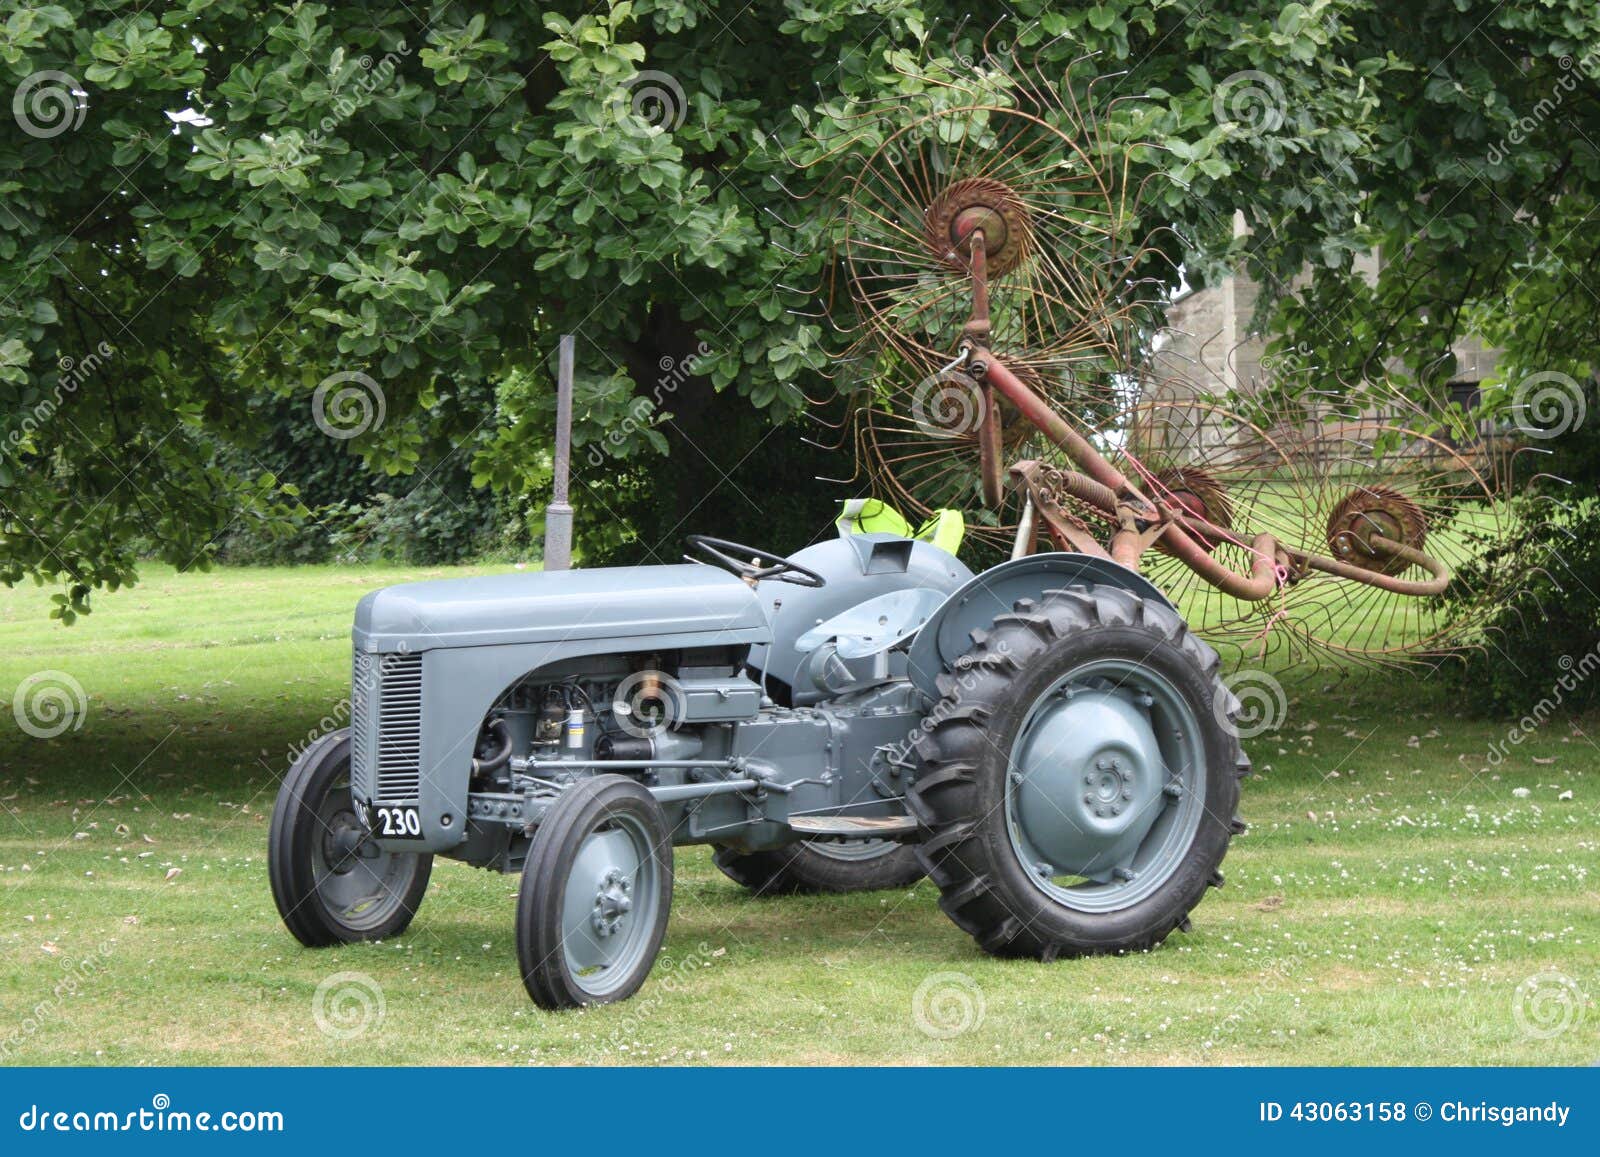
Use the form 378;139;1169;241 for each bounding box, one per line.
369;803;423;839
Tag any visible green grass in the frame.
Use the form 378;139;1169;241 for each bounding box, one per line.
1;564;1596;1065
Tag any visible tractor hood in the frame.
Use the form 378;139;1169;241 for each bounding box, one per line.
352;564;769;652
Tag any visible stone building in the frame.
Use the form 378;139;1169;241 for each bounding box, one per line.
1146;236;1503;463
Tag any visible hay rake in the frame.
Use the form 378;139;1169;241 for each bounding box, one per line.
805;57;1524;671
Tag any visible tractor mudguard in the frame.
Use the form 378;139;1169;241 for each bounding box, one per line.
746;533;973;704
904;552;1175;698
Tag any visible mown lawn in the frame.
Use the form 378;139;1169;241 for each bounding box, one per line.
1;564;1595;1065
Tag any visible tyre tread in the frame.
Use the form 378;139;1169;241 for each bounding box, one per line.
907;585;1244;962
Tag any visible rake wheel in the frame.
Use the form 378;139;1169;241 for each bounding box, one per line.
835;97;1154;409
1257;416;1513;667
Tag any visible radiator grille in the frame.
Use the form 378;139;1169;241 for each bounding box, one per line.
350;650;373;800
350;649;424;803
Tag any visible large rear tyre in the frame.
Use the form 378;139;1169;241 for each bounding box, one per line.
909;585;1248;959
268;729;432;946
516;775;674;1009
713;839;924;896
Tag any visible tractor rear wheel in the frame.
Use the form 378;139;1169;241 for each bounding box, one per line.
268;729;433;946
516;775;674;1009
909;585;1247;959
712;839;923;896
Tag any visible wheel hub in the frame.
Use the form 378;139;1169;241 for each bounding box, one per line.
1086;756;1136;817
924;177;1032;276
951;205;1009;253
1011;688;1167;881
1153;467;1232;555
321;811;375;875
590;868;633;938
1326;486;1425;576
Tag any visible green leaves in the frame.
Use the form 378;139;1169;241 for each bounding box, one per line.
419;12;508;85
84;13;201;88
6;0;1599;618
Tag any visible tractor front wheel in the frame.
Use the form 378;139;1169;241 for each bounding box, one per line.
268;729;433;946
516;775;674;1009
910;585;1247;959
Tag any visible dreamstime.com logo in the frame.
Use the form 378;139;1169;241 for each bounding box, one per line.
7;342;117;451
610;670;687;740
0;939;116;1062
312;971;386;1040
1467;644;1600;776
912;971;986;1039
12;70;87;138
1486;49;1600;166
603;940;725;1052
910;369;985;438
283;41;411;168
284;650;415;769
1213;669;1287;739
1510;370;1586;439
17;1094;284;1134
1512;970;1588;1040
11;669;88;739
1213;70;1287;133
312;371;386;439
878;638;1016;770
586;341;714;467
608;70;687;135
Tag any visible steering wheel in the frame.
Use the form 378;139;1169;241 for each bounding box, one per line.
684;535;826;588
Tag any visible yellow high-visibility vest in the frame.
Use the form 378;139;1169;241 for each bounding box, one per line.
836;499;965;555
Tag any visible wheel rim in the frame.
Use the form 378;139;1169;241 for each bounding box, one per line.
311;776;423;933
1005;659;1206;913
559;813;663;998
803;837;901;863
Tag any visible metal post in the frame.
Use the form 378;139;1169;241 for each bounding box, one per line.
543;334;575;570
1010;493;1038;561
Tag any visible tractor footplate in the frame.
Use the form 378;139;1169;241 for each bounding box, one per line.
788;815;919;838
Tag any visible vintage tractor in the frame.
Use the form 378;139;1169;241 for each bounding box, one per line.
269;523;1248;1008
269;73;1513;1009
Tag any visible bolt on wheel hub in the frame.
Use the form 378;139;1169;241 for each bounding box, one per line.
591;868;633;938
1084;756;1137;818
951;205;1009;252
321;812;372;875
1011;688;1167;879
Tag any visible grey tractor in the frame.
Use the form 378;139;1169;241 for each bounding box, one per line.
268;518;1247;1009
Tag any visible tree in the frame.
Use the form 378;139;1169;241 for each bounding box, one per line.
1191;2;1600;707
4;0;1599;649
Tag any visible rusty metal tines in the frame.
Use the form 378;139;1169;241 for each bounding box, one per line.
1052;389;1310;644
978;351;1291;603
807;54;1532;672
1153;467;1233;543
830;94;1160;391
1236;411;1521;667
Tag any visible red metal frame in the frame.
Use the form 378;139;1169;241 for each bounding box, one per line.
956;229;1450;599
